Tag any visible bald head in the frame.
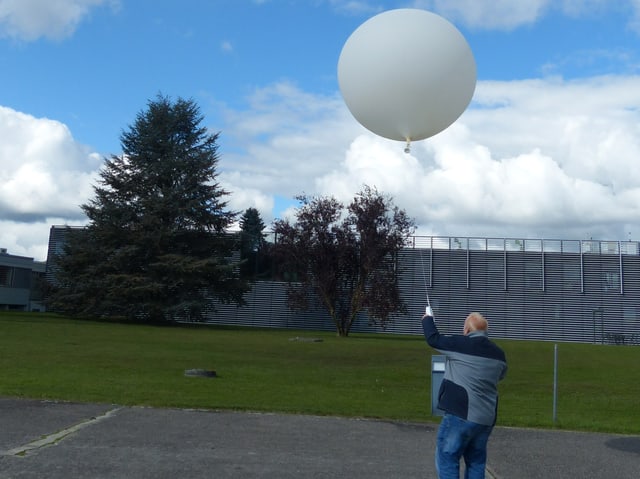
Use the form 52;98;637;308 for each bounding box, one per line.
464;312;488;335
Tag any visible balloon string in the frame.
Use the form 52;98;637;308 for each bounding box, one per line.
419;247;431;307
404;140;411;154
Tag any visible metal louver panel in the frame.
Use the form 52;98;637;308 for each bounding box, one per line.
203;236;640;344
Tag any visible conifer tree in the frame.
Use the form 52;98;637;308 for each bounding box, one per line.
239;207;269;279
48;94;248;322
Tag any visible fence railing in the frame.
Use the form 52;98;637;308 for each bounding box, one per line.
408;236;640;255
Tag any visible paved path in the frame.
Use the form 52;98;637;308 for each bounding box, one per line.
0;398;638;478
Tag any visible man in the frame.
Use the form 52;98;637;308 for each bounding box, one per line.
422;309;507;479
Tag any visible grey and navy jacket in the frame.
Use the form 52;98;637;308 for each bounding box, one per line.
422;315;507;426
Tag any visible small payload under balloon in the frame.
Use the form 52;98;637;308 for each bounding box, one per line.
337;8;476;152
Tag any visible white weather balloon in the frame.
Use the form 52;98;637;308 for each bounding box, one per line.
338;9;476;149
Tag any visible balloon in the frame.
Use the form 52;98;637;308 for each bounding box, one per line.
337;9;476;147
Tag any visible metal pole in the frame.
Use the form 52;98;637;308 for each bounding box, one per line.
553;343;558;424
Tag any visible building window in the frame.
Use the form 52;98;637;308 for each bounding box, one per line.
525;261;542;290
0;266;13;287
623;307;636;321
602;271;620;292
562;263;581;292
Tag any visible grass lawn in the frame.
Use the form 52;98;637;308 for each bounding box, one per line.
1;312;638;434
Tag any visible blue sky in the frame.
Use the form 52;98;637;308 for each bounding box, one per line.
3;0;640;261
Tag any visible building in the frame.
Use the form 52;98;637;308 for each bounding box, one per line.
45;226;640;344
44;225;83;285
206;236;640;344
396;237;640;344
0;248;46;312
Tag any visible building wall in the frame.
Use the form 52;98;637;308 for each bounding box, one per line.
204;237;640;344
45;225;84;285
0;249;45;311
45;226;640;344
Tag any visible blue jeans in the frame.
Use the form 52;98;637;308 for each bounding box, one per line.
436;414;493;479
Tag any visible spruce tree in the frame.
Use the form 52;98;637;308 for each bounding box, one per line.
238;207;269;279
49;94;248;322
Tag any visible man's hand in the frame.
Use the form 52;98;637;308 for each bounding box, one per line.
424;306;434;318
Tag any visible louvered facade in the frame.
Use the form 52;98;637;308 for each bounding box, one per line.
45;226;640;344
205;237;640;344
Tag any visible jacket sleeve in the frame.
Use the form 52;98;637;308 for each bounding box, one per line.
422;315;461;352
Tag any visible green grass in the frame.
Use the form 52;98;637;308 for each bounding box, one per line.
1;312;638;434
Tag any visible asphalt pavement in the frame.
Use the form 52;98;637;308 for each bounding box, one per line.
0;397;638;478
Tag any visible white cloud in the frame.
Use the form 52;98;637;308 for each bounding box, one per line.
7;75;640;260
218;81;363;224
223;183;275;224
427;0;549;30
221;75;640;242
0;106;100;260
0;0;117;41
0;217;87;261
409;0;637;31
316;135;425;200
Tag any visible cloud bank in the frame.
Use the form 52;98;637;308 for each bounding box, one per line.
3;0;640;261
221;76;640;243
0;107;100;259
0;0;117;41
4;74;640;260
